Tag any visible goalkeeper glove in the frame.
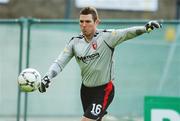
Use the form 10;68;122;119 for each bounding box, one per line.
145;21;162;33
38;75;51;93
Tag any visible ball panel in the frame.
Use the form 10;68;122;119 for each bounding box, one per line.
20;85;35;92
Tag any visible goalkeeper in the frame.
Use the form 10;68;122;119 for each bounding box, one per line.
39;6;161;121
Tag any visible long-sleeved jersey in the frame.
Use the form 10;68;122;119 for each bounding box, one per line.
47;26;146;87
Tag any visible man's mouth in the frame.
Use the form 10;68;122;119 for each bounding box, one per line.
82;30;87;33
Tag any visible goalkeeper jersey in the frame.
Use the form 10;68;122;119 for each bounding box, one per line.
47;26;146;87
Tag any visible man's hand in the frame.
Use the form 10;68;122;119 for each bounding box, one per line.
38;75;51;93
145;21;162;33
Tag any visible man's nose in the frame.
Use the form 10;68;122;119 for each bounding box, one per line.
82;22;86;27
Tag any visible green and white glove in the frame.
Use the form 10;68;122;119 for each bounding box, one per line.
38;75;51;93
145;21;162;33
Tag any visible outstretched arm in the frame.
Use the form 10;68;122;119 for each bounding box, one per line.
105;21;162;48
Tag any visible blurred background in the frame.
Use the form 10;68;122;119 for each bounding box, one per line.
0;0;179;19
0;0;179;121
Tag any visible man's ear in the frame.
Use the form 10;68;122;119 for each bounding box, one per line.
95;19;100;25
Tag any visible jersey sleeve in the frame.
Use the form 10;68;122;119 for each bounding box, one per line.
46;39;74;79
105;26;146;48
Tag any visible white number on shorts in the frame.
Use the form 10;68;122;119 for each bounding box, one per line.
91;103;102;116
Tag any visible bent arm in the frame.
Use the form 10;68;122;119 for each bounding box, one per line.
46;42;74;79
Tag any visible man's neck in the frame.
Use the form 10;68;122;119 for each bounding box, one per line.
84;35;93;42
84;30;97;42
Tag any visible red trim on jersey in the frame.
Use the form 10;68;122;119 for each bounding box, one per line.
102;81;113;110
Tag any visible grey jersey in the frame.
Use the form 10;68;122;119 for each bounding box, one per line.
47;26;146;87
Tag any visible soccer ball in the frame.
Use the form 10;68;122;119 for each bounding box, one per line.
18;68;41;92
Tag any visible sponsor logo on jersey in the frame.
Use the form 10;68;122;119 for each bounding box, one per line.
77;53;100;64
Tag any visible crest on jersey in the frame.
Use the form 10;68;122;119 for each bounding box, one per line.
92;41;97;50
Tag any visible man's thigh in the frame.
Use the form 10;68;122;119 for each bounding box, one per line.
81;81;114;120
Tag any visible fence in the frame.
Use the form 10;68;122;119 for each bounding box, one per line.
0;19;179;121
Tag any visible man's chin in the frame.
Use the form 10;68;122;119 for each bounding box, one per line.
83;32;88;36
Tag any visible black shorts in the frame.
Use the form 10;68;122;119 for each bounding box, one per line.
80;81;114;120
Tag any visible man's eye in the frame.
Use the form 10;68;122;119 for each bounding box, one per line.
86;20;91;23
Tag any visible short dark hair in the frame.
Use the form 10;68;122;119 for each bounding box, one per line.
80;6;99;22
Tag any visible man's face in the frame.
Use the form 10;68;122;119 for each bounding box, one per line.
79;14;99;39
